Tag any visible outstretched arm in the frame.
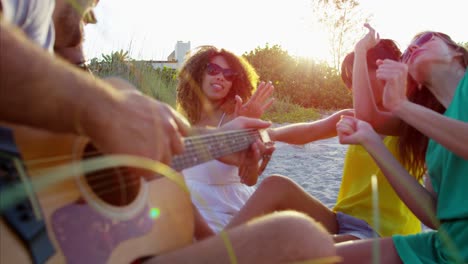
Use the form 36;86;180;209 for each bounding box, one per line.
268;109;354;145
337;116;439;228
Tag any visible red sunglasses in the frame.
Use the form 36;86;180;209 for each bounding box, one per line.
401;32;437;63
206;63;238;82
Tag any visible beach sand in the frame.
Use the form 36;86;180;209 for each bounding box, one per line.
260;135;348;208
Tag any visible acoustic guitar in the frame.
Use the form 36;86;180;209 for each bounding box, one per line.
0;123;269;264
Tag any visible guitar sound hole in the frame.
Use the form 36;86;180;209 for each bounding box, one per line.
83;144;140;206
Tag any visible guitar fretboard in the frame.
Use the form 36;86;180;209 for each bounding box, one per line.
170;129;261;171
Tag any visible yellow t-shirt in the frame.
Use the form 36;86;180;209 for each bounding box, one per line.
333;136;421;237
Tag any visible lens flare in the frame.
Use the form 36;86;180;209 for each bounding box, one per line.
149;207;160;219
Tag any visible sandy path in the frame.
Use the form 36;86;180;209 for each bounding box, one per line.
260;136;348;208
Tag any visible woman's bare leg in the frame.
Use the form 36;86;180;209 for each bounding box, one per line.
192;203;215;240
149;211;337;264
336;237;403;264
226;175;339;233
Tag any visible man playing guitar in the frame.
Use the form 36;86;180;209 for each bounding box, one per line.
0;1;337;263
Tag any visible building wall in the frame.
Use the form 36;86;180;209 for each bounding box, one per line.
152;41;191;70
174;41;191;68
151;62;178;70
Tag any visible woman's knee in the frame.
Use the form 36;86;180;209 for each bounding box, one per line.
258;174;299;193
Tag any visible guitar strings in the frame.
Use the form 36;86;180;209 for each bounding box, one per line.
74;130;261;198
172;131;260;170
68;130;261;198
1;129;277;258
3;129;262;204
28;129;260;199
3;131;261;205
2;129;261;174
1;129;264;210
13;129;260;167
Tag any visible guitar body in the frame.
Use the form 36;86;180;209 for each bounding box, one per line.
0;124;194;264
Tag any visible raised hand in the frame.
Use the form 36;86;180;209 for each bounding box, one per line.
355;23;380;52
375;59;409;111
336;116;381;146
234;81;275;119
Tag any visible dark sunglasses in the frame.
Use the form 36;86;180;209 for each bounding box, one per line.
206;63;238;82
401;32;436;63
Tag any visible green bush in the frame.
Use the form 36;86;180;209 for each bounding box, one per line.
89;47;352;122
262;98;321;123
89;55;177;107
244;45;352;110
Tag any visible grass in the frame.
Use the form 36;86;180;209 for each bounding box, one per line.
91;61;325;124
262;99;322;123
90;60;178;107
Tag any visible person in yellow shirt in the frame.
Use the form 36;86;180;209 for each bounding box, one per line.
226;24;444;243
334;29;468;264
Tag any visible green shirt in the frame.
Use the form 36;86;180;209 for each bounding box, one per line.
393;71;468;264
426;70;468;221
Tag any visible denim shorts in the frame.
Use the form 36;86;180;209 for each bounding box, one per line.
336;212;379;239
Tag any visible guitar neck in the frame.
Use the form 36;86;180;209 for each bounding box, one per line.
170;129;261;171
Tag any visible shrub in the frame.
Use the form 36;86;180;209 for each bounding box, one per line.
89;57;177;107
262;98;321;123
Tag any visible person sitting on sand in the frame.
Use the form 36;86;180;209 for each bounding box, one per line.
224;25;433;243
334;28;468;264
176;45;279;235
0;1;338;263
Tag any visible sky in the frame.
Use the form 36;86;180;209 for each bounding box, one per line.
84;0;467;65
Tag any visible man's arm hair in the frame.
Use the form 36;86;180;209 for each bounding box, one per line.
0;19;120;135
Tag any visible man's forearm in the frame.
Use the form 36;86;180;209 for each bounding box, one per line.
0;21;120;134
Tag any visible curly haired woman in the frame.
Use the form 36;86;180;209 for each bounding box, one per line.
176;45;275;235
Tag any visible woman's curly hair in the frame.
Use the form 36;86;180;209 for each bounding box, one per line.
176;46;259;124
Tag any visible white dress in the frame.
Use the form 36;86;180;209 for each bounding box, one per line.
182;113;256;233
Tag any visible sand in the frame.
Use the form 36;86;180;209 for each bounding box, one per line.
260;134;348;208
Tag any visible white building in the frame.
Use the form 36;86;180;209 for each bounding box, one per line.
150;41;191;70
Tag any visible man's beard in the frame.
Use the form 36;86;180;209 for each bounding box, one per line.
54;7;85;49
66;26;84;48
